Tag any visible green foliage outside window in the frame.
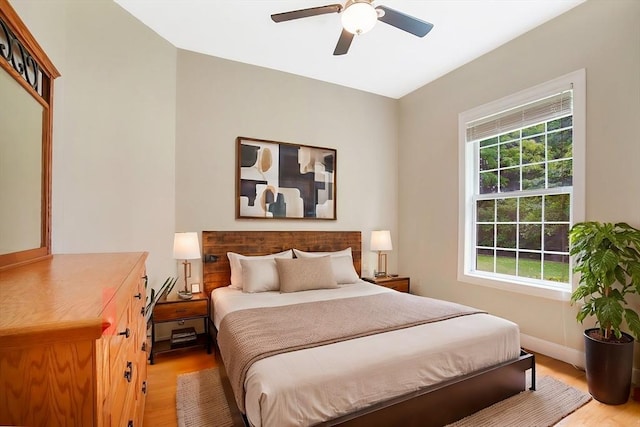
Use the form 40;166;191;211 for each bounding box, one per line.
478;116;573;195
474;115;573;284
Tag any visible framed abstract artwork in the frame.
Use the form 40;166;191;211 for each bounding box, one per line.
236;137;336;220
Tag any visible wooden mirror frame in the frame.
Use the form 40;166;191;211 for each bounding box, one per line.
0;0;59;269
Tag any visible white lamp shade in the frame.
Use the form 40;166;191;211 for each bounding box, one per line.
341;2;378;35
173;232;201;260
370;230;392;251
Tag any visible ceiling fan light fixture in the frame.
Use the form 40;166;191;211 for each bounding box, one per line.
341;1;377;35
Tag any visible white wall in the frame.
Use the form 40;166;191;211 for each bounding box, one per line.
11;0;178;289
175;51;400;281
398;0;640;369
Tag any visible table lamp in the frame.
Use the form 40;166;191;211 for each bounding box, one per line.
173;232;201;300
370;230;392;277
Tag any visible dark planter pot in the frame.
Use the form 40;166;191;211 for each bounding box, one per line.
584;328;635;404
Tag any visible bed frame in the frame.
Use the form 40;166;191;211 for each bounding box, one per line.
202;230;535;427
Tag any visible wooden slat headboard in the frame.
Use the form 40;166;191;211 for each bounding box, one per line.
202;231;361;295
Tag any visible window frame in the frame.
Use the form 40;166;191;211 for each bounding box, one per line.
458;70;586;301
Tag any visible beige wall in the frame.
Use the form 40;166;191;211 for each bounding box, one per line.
175;51;399;279
11;0;178;288
398;0;640;367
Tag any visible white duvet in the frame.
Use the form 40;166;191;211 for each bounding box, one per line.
211;281;521;427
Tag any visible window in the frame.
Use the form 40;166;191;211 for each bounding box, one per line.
458;70;585;300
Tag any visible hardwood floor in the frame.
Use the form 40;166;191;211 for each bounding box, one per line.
143;349;640;426
532;353;640;426
143;348;216;426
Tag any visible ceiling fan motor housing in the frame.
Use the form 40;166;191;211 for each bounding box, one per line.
342;0;378;35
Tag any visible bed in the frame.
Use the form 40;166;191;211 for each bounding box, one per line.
202;230;535;427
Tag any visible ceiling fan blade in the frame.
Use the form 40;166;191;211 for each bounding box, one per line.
375;5;434;37
333;29;354;56
271;4;342;23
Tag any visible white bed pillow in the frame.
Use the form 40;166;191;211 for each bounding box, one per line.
240;258;280;293
293;247;352;259
293;247;359;284
329;255;360;284
228;249;293;290
276;256;338;293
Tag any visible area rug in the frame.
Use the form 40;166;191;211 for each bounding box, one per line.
176;369;590;427
176;367;234;427
446;376;591;427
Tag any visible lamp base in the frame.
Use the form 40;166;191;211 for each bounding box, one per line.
177;290;193;300
375;252;388;278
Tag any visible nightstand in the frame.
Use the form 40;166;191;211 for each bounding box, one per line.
362;276;411;293
150;293;211;364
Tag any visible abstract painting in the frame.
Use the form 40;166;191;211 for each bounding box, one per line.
236;137;336;219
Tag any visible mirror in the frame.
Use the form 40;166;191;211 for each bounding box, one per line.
0;67;44;254
0;0;59;269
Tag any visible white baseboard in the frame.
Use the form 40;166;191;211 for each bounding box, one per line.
520;333;585;370
521;333;640;385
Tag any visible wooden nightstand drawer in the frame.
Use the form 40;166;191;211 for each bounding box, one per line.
362;276;411;293
153;299;208;322
382;278;409;293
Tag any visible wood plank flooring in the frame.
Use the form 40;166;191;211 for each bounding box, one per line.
143;348;640;426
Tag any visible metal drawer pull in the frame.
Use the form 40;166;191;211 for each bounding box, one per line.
124;361;133;382
142;381;147;394
134;292;142;299
128;421;134;427
118;328;130;338
175;308;187;313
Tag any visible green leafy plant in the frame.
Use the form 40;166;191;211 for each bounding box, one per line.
570;222;640;341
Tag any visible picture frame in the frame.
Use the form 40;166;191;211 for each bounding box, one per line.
190;283;201;293
236;137;337;220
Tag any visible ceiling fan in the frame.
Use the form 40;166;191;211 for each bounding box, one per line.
271;0;434;55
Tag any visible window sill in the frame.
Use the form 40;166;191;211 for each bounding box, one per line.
458;271;572;301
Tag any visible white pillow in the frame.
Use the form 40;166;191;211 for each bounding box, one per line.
293;247;352;259
227;249;292;290
240;258;280;293
293;247;359;284
276;257;338;293
330;255;360;284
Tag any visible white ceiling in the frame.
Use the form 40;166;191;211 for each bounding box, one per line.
114;0;584;99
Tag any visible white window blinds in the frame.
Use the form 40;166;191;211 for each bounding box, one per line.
466;89;573;142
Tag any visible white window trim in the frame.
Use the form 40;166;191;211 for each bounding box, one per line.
457;69;586;301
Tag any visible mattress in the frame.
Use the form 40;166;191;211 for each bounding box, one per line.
211;281;521;427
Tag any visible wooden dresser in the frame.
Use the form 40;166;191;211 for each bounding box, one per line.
0;252;148;427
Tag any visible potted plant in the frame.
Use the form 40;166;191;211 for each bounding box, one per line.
569;221;640;404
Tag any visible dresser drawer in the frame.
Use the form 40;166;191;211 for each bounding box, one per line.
153;299;208;322
110;362;135;427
